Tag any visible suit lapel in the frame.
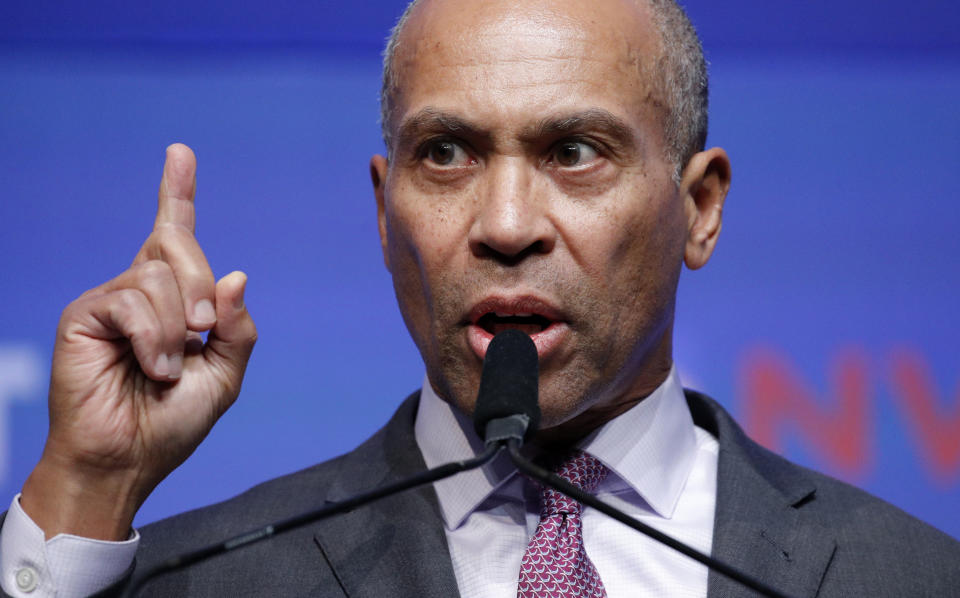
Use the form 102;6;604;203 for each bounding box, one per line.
311;393;461;598
687;391;837;598
308;389;837;597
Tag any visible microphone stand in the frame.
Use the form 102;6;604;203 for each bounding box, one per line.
505;438;795;598
124;442;502;597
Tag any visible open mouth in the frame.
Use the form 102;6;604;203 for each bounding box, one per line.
476;312;553;336
466;297;568;359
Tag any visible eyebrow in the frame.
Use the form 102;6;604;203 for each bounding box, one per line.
395;107;491;148
524;109;639;154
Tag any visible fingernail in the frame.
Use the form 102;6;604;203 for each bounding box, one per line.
167;353;183;380
155;353;170;378
194;299;217;325
233;273;248;310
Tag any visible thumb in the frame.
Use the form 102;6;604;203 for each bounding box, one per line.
204;271;257;408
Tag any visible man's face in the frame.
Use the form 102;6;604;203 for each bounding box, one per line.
372;0;714;431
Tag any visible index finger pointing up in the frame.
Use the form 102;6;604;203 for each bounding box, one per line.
155;143;197;233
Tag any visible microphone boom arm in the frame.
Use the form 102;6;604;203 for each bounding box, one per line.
125;442;503;597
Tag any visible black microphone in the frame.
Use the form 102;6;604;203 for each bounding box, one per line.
473;328;541;447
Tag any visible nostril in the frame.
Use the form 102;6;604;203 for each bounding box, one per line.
471;239;550;264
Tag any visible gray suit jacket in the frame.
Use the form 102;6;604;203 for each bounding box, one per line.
14;390;960;596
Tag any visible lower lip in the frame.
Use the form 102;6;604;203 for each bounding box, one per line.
467;322;569;361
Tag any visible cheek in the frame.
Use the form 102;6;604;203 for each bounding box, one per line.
570;188;686;324
615;174;686;265
565;199;670;281
385;169;479;275
383;207;441;369
386;200;459;284
385;207;432;312
383;188;472;331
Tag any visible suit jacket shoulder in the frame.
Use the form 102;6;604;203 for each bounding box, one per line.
116;391;459;598
686;390;960;597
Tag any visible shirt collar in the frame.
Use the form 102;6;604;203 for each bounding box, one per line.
414;365;698;530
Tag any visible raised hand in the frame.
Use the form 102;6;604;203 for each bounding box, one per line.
20;144;257;540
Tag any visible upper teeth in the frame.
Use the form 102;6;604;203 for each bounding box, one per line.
495;311;532;317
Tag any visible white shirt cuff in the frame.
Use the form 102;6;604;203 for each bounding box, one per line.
1;494;139;598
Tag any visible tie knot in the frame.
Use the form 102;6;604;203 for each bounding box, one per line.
538;451;609;516
553;451;608;492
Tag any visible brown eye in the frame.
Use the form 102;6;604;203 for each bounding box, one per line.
553;141;598;167
556;142;581;166
425;140;469;166
429;141;455;164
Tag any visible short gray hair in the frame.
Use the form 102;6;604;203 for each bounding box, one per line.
379;0;422;148
379;0;708;182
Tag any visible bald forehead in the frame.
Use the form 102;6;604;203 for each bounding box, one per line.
405;0;656;34
387;0;666;132
401;0;659;65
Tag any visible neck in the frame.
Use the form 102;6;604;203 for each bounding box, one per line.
533;358;674;449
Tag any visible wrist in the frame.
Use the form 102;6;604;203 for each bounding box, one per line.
20;451;143;541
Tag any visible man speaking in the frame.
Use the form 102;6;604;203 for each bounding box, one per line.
2;0;958;596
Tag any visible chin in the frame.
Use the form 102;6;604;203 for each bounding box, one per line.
428;353;482;415
536;403;585;430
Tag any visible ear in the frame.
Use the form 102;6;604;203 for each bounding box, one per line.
370;154;391;272
679;147;731;270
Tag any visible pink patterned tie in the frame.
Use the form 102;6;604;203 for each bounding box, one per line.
517;451;610;598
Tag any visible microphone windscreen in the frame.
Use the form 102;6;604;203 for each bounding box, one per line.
472;329;541;440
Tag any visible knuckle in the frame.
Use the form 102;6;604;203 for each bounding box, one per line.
135;321;162;347
136;259;174;283
115;287;148;313
114;290;156;338
76;285;102;301
57;303;83;338
59;299;81;323
237;310;258;342
232;315;258;347
152;222;192;245
56;292;109;339
153;220;191;236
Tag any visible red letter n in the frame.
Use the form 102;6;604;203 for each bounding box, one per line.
740;346;872;480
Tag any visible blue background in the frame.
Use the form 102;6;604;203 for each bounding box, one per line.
1;0;957;541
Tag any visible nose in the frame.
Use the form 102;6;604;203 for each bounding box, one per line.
467;157;556;262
